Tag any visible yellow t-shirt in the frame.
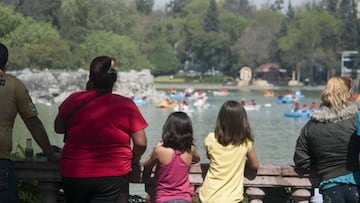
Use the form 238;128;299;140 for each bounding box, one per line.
0;74;37;158
199;132;253;203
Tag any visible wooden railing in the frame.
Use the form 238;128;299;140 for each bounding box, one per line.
13;160;315;203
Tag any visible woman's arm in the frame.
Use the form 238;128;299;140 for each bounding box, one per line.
131;129;147;164
54;114;66;134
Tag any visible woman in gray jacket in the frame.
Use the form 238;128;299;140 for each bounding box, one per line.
294;76;360;203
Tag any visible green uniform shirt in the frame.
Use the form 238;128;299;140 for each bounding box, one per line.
0;73;37;158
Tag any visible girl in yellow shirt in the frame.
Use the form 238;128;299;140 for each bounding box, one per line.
199;100;259;203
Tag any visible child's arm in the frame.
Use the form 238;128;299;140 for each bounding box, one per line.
143;143;161;202
143;141;162;182
245;148;259;180
191;145;201;163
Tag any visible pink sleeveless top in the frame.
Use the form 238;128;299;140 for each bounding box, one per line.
155;150;192;203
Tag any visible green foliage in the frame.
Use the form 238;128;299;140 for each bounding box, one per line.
18;181;41;203
0;0;357;82
219;12;247;42
203;0;219;32
136;0;154;15
81;31;151;71
2;19;60;47
0;2;25;38
10;145;41;203
149;38;178;74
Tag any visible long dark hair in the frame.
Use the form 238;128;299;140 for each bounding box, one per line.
0;43;8;69
86;56;117;92
214;100;254;146
161;112;194;152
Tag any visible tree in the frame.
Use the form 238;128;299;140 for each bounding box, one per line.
219;12;247;42
136;0;154;15
2;0;62;27
232;10;284;69
278;10;341;84
203;0;219;32
324;0;337;15
224;0;253;17
271;0;284;11
149;38;178;75
286;0;295;21
0;3;25;38
80;31;151;71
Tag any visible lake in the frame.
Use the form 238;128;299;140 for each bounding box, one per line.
12;88;322;196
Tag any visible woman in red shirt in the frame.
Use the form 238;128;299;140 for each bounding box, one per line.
54;56;148;203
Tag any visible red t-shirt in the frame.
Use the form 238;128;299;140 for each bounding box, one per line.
59;90;148;178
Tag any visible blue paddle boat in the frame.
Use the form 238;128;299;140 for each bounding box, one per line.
284;109;313;118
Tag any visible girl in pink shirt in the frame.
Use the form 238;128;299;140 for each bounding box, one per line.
143;112;200;203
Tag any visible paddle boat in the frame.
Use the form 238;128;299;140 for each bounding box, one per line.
263;89;274;97
167;91;186;100
213;88;229;96
277;94;295;104
156;99;177;109
132;96;148;106
193;97;210;109
284;109;313;119
173;101;194;114
244;104;261;111
294;90;305;99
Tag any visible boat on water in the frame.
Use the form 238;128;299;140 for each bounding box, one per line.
193;99;210;109
263;90;274;97
244;104;261;111
156;99;177;109
277;95;295;104
167;92;186;100
173;104;194;114
132;97;148;106
284;109;313;118
213;88;229;96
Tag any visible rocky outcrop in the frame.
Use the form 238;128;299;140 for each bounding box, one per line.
10;68;164;105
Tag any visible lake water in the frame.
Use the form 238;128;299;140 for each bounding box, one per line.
12;88;322;196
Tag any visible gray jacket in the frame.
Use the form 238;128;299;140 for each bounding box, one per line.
294;103;360;183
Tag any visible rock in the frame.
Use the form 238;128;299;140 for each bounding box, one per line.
10;69;163;104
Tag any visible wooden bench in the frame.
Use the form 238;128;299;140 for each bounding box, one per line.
13;160;314;203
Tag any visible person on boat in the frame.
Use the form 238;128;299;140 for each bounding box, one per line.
241;98;247;105
291;98;300;112
250;99;256;106
300;104;308;112
143;112;200;203
277;93;284;99
309;101;317;110
294;76;360;203
54;56;148;202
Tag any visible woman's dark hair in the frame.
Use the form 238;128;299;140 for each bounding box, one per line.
0;43;8;69
214;100;254;146
161;112;194;152
87;56;117;91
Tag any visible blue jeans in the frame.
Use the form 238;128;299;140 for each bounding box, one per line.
0;159;19;203
321;184;360;203
164;200;190;203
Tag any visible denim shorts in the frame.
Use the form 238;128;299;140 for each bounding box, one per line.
321;183;360;203
164;200;191;203
0;159;19;203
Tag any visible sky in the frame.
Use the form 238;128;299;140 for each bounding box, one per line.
154;0;318;10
